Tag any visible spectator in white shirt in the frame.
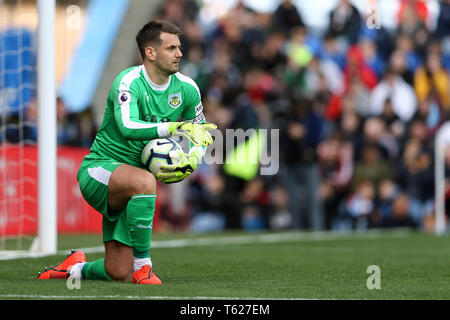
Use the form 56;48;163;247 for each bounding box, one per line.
369;67;418;122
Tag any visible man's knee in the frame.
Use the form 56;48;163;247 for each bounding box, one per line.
133;170;156;195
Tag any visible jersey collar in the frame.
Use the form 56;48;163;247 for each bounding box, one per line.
141;65;171;91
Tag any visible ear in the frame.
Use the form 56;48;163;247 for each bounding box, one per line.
145;46;157;61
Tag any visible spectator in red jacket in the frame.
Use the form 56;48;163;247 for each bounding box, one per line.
344;45;379;92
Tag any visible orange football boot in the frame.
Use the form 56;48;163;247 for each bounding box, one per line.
37;249;86;279
131;265;162;284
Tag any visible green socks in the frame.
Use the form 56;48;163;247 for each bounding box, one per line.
81;194;156;280
127;194;156;258
81;259;110;280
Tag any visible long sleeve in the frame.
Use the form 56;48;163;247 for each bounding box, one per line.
113;89;170;141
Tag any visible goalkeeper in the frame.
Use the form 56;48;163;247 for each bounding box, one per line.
37;20;216;284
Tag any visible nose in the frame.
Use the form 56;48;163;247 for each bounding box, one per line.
176;47;183;58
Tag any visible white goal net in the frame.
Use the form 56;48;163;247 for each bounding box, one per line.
0;0;56;258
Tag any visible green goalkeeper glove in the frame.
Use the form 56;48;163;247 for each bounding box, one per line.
168;122;217;147
156;148;203;184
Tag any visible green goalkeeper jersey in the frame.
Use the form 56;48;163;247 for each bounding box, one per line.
85;65;205;167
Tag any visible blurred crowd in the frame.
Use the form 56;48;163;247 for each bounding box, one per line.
5;0;450;233
150;0;450;233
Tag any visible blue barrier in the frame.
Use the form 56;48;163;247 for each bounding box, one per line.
0;28;36;115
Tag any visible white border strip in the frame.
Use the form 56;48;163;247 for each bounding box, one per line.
0;294;314;300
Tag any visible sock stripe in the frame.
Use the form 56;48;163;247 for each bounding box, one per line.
131;194;156;199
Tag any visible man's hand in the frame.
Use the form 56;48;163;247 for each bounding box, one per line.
168;122;217;147
156;149;201;184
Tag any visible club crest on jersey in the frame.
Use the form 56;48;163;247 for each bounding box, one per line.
168;92;182;108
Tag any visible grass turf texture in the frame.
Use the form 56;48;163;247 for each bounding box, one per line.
0;230;449;300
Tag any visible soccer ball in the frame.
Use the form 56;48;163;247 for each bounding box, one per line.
141;138;183;177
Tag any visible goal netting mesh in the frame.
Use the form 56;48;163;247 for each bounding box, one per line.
0;0;39;253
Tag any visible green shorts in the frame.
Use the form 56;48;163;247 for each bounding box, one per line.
77;158;133;247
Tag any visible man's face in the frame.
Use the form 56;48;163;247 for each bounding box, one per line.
151;32;183;75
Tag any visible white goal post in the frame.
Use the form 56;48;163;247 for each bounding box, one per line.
32;0;57;255
434;121;450;235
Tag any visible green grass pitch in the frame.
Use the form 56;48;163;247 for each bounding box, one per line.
0;230;449;300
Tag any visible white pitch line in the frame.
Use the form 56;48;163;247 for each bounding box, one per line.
0;229;412;260
72;229;411;255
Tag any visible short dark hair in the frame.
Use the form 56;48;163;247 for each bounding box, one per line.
136;20;182;60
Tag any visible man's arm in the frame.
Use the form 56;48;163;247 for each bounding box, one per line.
113;90;170;141
113;89;213;145
156;82;216;183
